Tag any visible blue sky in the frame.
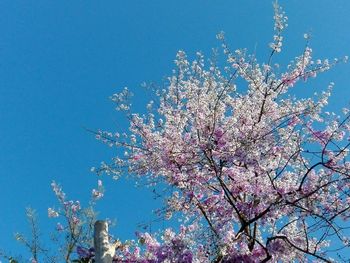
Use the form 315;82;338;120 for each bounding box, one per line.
1;0;350;260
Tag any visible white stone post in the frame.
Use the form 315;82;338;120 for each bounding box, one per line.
94;220;113;263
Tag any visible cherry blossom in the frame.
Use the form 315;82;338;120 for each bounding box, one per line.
93;2;350;262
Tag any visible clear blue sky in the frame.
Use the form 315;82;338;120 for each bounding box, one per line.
1;0;350;259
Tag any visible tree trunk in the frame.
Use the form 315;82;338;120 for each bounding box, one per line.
94;220;113;263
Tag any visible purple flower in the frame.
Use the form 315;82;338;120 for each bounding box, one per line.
179;250;193;263
223;254;256;263
156;245;172;261
77;246;94;259
214;128;224;139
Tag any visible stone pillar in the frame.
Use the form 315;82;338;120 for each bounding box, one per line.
94;220;113;263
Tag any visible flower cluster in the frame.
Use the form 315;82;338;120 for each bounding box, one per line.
47;181;100;262
48;181;82;228
92;180;104;200
95;2;350;262
269;1;288;53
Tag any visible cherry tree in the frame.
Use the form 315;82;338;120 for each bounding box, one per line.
6;2;350;263
91;2;350;263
